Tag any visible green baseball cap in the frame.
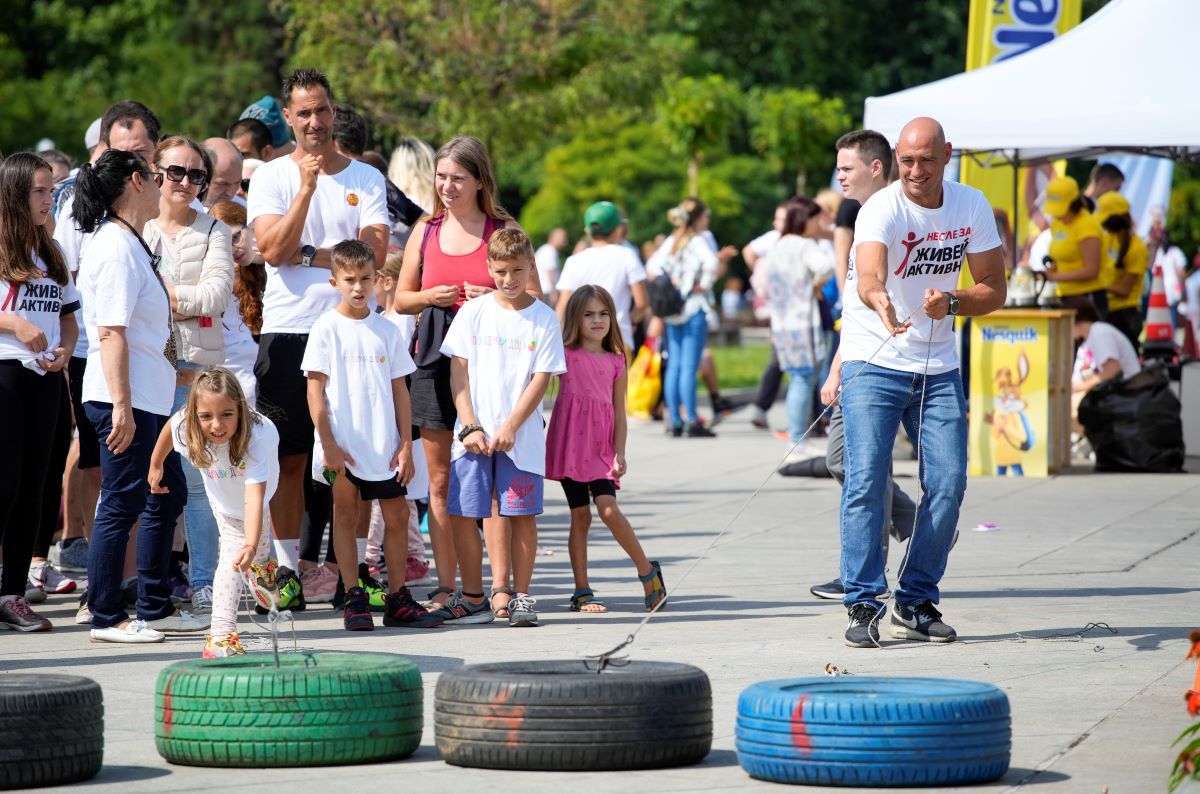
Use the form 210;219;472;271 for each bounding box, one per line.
583;201;626;235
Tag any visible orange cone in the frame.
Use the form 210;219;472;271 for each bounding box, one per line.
1143;263;1174;349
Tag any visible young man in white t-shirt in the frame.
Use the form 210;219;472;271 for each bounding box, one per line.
554;202;648;349
438;229;566;629
247;68;389;606
840;117;1006;649
302;241;441;632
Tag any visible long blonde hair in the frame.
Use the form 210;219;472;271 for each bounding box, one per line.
668;196;707;255
387;136;435;213
561;285;626;358
178;367;259;469
429;135;513;223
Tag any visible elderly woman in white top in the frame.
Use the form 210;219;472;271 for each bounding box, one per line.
648;197;732;438
143;135;234;614
73;149;206;643
752;197;835;452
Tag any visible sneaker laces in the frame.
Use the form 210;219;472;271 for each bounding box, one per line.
848;602;878;625
6;597;35;619
910;600;943;622
193;585;214;607
509;593;537;614
128;619;151;633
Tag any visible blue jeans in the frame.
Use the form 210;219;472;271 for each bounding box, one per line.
663;312;707;425
84;402;186;628
174;363;218;589
784;366;817;442
838;362;966;610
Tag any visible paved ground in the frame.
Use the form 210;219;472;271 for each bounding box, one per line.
4;404;1197;793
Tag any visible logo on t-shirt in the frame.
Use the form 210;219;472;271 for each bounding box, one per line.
1;281;63;313
895;227;972;279
346;193;360;207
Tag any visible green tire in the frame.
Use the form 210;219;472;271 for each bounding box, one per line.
154;652;423;767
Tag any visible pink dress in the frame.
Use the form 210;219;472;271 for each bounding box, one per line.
545;347;625;484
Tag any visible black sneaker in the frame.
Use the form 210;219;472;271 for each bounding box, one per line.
889;600;956;643
685;422;716;438
666;423;683;438
810;578;845;600
331;575;345;609
273;566;305;612
844;602;882;648
383;587;444;629
343;586;374;631
359;562;387;612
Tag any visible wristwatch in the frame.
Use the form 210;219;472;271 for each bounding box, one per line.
945;291;960;316
457;423;484;443
300;245;316;267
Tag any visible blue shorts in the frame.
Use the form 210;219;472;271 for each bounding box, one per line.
448;452;543;518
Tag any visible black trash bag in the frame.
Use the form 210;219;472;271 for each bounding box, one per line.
778;456;831;478
1077;362;1186;473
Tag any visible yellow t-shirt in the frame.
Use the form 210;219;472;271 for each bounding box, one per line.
1103;232;1149;312
1048;210;1103;296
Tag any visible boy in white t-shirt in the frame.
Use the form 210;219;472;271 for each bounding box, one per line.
302;240;442;632
438;228;567;628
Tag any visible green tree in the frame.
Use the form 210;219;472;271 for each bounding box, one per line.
0;0;280;160
748;86;850;196
657;74;743;196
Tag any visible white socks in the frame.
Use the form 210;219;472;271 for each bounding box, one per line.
272;539;299;572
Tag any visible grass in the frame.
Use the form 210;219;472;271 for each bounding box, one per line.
709;344;771;390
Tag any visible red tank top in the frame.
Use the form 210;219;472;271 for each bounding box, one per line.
419;214;504;312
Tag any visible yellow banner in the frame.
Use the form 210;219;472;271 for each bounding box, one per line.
970;316;1050;477
961;0;1082;254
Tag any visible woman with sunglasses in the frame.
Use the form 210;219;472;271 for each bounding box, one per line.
74;149;206;643
143;136;234;615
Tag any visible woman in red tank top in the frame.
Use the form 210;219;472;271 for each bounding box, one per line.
393;136;541;613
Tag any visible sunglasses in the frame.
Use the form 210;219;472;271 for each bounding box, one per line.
145;171;164;188
240;178;251;193
158;164;209;187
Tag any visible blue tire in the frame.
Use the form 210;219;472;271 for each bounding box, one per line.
736;677;1010;787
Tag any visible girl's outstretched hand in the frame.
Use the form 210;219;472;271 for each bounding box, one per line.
611;453;627;479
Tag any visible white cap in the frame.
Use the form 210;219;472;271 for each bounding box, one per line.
35;138;55;152
84;117;103;150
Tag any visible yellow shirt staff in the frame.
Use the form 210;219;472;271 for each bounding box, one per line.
1042;176;1106;300
1096;191;1149;313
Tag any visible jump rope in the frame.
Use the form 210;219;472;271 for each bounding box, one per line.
587;306;939;669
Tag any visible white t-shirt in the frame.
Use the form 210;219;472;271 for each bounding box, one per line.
301;309;416;482
78;222;176;415
0;253;81;373
748;229;780;259
247;157;388;334
1073;321;1141;384
170;412;280;519
221;292;259;404
382;311;428;500
440;294;566;476
556;244;647;346
1156;245;1187;305
52;193;90;359
843;180;1001;374
534;243;560;305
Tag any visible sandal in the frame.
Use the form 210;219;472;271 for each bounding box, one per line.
568;589;608;613
491;587;514;619
638;560;667;612
424;586;454;608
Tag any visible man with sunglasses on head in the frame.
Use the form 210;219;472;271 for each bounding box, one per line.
202;138;244;209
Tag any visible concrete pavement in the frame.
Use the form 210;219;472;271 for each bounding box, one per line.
3;404;1197;792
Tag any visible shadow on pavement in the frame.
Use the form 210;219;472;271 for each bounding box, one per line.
79;765;172;785
1001;767;1072;785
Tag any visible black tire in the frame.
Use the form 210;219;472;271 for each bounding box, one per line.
155;652;422;767
736;677;1011;787
435;660;711;771
0;675;104;790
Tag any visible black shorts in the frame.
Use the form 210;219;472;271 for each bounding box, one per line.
345;469;407;501
410;357;457;432
254;332;314;457
560;477;618;509
68;356;100;470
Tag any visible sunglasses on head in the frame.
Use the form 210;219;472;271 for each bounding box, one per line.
159;164;209;187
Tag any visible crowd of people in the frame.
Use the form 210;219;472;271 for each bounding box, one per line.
0;61;1191;656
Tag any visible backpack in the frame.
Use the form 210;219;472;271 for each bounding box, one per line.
646;272;685;317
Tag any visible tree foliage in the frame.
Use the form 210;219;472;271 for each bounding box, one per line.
748;87;851;196
657;74;743;196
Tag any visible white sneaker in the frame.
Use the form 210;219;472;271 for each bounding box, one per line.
144;610;210;633
75;603;92;625
190;585;213;614
29;561;78;595
90;619;165;643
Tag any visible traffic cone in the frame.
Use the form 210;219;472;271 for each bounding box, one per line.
1142;263;1174;351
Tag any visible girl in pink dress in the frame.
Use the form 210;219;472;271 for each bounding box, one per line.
546;286;666;613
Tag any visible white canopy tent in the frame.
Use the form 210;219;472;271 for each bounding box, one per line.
863;0;1200;165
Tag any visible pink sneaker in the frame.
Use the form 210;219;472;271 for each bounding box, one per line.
405;556;431;585
300;565;337;604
